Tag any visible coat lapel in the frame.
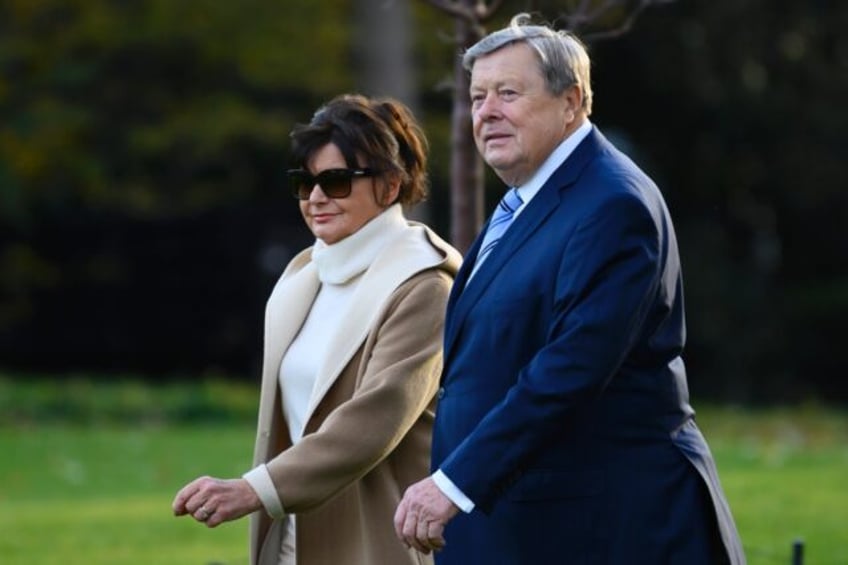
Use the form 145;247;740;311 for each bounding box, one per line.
262;255;321;390
302;224;460;423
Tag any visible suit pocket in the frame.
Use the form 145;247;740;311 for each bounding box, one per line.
506;468;604;501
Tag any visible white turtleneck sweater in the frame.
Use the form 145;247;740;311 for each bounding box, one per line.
281;204;408;443
243;204;410;549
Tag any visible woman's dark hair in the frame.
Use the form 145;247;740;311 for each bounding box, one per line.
289;93;429;207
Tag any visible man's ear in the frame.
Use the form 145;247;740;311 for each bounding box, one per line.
563;85;583;123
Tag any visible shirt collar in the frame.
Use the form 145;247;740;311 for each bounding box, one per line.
514;119;593;216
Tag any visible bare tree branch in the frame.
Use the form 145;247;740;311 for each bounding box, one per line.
558;0;677;40
424;0;490;38
477;0;508;21
423;0;475;22
561;0;622;31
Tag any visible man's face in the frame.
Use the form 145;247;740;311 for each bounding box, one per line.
469;42;579;187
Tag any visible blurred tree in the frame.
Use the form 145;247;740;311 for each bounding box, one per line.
353;0;434;222
0;0;354;220
0;0;845;403
354;0;418;104
0;0;352;376
585;0;848;402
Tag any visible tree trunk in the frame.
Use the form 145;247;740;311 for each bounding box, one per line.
450;11;485;252
353;0;432;223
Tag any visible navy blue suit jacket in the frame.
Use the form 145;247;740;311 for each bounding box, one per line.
432;127;745;564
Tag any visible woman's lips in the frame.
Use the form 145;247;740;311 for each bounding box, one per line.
311;212;336;223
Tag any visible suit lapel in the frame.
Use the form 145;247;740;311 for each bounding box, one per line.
443;231;483;352
444;126;605;364
443;187;559;364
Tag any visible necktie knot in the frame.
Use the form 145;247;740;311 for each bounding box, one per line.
496;187;523;219
470;188;524;278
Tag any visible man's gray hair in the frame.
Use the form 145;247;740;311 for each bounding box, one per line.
462;13;593;115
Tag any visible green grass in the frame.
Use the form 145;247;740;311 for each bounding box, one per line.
1;377;846;564
0;375;257;426
696;405;848;564
0;423;255;565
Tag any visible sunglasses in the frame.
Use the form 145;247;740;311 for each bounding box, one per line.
286;168;378;200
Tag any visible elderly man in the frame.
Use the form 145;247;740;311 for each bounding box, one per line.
395;13;745;565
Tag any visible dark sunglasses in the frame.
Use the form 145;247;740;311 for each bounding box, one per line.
286;168;378;200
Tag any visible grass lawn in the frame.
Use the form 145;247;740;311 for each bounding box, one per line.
696;405;848;564
0;424;255;565
0;377;846;564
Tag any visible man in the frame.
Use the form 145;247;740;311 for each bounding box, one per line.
394;13;745;565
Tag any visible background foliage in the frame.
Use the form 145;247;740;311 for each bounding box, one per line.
1;0;846;403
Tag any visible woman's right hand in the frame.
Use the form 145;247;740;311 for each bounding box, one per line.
172;476;262;528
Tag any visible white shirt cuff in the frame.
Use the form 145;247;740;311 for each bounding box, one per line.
432;469;475;513
242;464;286;518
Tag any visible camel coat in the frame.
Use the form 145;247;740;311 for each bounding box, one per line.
248;222;461;565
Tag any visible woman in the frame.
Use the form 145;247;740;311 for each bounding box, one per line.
172;94;461;565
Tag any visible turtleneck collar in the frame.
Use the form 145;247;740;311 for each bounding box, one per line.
311;204;408;284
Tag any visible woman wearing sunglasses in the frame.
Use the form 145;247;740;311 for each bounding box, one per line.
173;93;461;565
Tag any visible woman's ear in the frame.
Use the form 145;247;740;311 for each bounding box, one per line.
381;174;402;206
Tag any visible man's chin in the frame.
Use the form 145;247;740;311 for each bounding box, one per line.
483;154;512;172
485;161;521;186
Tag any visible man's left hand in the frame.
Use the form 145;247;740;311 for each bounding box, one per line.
394;477;460;554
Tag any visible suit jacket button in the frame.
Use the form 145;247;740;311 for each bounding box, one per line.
437;387;446;399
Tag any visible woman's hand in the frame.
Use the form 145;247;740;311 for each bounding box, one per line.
172;476;262;528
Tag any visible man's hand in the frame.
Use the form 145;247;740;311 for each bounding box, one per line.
394;477;460;554
172;476;262;528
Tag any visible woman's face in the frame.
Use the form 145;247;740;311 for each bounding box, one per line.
298;143;396;245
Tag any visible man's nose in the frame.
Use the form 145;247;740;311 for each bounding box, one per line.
475;94;499;119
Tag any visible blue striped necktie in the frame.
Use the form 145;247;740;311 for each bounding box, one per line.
469;187;524;279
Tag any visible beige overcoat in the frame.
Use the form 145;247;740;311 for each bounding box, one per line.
248;222;461;565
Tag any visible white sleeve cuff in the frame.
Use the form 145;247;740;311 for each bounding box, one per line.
242;464;286;518
432;469;475;513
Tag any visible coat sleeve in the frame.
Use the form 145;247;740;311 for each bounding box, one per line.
263;269;452;513
440;191;665;512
